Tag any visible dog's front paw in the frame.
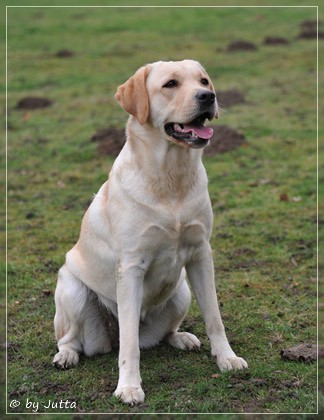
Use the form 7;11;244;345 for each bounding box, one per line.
114;386;145;406
53;349;79;369
216;355;248;372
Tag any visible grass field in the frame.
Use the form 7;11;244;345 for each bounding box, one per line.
3;0;321;416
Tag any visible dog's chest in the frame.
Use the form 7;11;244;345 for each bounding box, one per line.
144;216;206;260
141;218;206;310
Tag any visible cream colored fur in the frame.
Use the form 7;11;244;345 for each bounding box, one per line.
53;60;247;406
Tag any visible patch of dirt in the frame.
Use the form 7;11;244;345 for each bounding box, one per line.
91;127;125;157
233;260;268;271
229;376;268;390
216;89;245;107
298;29;324;39
231;248;257;258
16;97;53;110
301;19;321;29
298;20;324;39
227;40;258;51
204;125;247;156
91;125;247;158
281;343;317;363
25;211;36;219
264;36;289;45
39;382;70;395
55;49;74;58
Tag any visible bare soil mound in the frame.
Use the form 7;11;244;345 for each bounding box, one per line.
16;97;53;110
227;40;258;51
55;49;74;58
263;36;289;45
91;127;125;157
298;19;324;39
204;125;247;156
298;29;324;39
216;89;245;107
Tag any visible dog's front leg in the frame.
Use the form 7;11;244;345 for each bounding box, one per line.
113;266;145;405
186;244;248;372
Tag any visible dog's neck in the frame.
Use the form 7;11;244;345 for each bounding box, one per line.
122;117;208;203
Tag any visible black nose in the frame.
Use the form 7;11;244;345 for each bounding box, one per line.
195;90;216;105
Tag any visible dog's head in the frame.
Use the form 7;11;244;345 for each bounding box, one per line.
115;60;218;149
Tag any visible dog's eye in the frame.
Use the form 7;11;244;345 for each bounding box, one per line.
201;78;209;86
163;80;178;88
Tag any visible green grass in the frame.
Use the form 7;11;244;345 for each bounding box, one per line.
3;1;320;416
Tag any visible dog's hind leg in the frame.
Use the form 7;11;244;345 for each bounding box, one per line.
53;265;83;368
82;299;116;358
53;265;112;369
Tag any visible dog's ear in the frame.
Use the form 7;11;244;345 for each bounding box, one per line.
115;65;151;125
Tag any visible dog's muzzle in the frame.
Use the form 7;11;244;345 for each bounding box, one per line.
164;90;217;149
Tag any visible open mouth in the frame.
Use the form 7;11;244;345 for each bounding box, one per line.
164;112;214;149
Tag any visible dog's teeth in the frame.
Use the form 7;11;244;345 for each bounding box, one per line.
174;123;184;132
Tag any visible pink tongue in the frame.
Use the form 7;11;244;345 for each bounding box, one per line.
183;123;214;140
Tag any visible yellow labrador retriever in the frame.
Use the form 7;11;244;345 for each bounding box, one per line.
53;60;247;405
